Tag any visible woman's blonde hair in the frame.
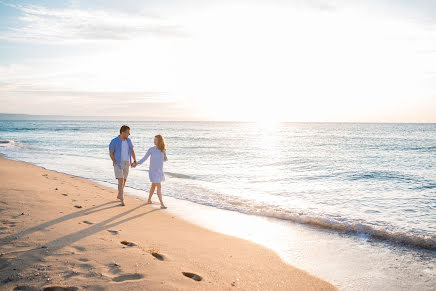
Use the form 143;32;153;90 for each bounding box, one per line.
155;134;166;152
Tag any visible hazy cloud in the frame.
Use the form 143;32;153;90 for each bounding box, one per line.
0;89;189;119
0;2;186;43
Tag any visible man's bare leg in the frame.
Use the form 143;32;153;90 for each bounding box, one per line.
117;178;124;200
156;183;167;209
121;177;127;205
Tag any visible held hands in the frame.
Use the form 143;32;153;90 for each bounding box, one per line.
132;161;138;168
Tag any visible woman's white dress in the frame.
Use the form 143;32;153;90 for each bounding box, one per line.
138;146;167;183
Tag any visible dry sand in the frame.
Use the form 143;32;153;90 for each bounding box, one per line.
0;157;337;290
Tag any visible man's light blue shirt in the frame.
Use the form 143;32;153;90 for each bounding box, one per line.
109;136;134;169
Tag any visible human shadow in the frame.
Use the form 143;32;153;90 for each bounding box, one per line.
0;201;120;246
0;202;159;283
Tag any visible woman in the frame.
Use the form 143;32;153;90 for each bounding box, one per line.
134;135;168;209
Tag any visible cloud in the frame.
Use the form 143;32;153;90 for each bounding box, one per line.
0;89;167;101
0;2;186;43
0;88;191;119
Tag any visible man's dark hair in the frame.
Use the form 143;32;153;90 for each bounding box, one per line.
120;125;130;134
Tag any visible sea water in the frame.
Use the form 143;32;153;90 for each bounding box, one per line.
1;120;435;289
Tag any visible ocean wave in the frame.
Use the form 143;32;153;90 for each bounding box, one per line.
6;127;81;132
410;183;436;191
347;170;436;190
167;186;436;250
9;127;38;131
0;139;28;148
135;169;197;180
54;128;80;131
347;170;428;184
348;170;413;182
236;206;436;250
165;171;196;180
404;145;436;152
368;145;436;152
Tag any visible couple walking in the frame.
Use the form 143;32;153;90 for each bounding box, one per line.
109;125;168;208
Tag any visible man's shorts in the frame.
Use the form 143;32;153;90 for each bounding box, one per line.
114;161;130;179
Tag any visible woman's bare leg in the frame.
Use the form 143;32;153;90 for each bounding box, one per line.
147;183;156;203
156;183;166;209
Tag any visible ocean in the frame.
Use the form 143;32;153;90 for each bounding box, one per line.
1;120;435;289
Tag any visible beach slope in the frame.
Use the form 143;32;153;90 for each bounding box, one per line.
0;157;337;290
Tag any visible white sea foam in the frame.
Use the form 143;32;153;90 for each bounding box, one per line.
0;139;28;148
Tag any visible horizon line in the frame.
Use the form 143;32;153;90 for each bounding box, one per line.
0;113;435;124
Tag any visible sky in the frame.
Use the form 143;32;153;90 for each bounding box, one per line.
0;0;435;122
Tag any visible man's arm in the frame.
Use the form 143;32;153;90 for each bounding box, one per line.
109;150;117;165
131;148;137;166
109;139;117;166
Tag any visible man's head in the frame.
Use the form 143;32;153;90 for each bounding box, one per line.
120;125;130;139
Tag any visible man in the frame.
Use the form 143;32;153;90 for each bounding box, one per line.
109;125;137;206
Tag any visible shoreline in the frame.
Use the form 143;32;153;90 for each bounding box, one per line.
2;140;433;252
0;156;337;290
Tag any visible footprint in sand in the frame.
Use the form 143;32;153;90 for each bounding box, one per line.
82;221;93;225
63;271;81;279
82;286;105;291
107;230;118;235
151;252;165;261
43;287;79;291
72;246;86;252
112;273;144;282
78;263;94;270
182;272;203;282
73;205;82;209
78;258;88;262
62;194;68;196
107;263;121;274
120;241;136;247
2;220;16;227
13;286;39;291
85;271;104;278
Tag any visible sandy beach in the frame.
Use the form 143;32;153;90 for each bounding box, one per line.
0;156;337;290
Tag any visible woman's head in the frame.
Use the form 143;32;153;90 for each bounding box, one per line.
154;135;166;151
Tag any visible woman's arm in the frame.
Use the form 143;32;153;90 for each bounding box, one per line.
138;148;152;165
163;149;168;161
